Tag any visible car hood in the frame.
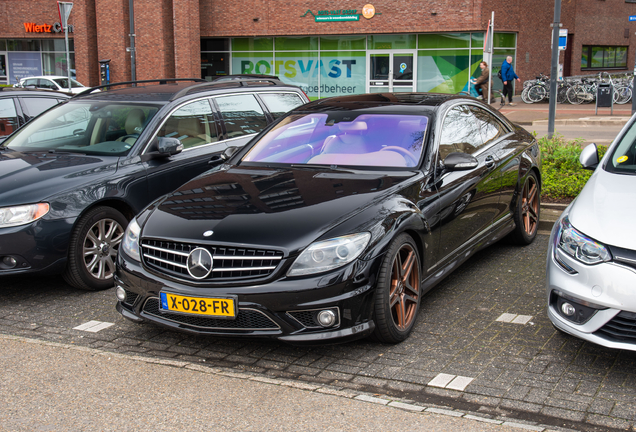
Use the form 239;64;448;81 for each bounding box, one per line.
569;167;636;249
0;150;116;206
141;165;418;254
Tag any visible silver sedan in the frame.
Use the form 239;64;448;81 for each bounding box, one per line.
547;115;636;351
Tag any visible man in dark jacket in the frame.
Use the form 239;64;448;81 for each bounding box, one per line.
501;56;521;106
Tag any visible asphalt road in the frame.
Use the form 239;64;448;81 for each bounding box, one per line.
1;235;635;432
524;123;625;146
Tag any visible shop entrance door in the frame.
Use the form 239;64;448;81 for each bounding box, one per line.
367;51;416;93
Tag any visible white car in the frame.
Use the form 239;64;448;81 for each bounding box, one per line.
547;114;636;351
17;75;87;94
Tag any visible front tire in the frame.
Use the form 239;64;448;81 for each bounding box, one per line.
372;234;421;344
63;206;128;291
508;171;540;245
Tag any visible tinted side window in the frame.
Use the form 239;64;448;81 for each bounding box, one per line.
37;79;56;90
438;105;483;158
0;98;19;136
469;106;506;147
216;94;268;138
158;99;218;149
19;97;60;119
23;78;38;87
259;93;305;119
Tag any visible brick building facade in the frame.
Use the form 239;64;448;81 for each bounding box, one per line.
1;0;635;96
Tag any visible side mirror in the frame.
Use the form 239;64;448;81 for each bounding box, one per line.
580;143;599;170
157;137;183;157
209;145;239;166
443;152;479;171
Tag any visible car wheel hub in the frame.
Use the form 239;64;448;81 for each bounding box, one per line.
83;218;124;281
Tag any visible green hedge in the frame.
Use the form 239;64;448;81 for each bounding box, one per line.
538;134;607;200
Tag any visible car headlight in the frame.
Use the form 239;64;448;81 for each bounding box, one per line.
557;216;611;265
122;218;141;262
287;233;371;277
0;203;49;228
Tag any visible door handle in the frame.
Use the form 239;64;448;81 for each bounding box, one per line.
485;156;496;169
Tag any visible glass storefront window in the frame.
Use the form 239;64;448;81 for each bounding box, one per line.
0;54;6;79
232;52;274;74
471;33;484;47
582;45;628;69
41;39;74;51
7;40;40;51
368;34;416;50
232;38;273;51
418;33;469;49
0;40;7;51
201;38;229;52
417;49;469;94
201;52;229;80
42;52;75;76
207;32;515;98
275;37;318;51
320;51;365;98
493;33;516;48
616;47;628;68
591;46;604;68
320;35;366;50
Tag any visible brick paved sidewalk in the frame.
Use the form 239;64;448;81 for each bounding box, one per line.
1;235;635;431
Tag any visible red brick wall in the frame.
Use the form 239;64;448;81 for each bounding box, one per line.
94;0;131;83
5;0;636;88
200;0;482;36
173;0;201;78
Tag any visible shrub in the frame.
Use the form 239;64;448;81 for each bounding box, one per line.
538;134;607;200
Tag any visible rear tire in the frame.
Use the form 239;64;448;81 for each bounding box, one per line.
63;206;128;291
508;171;540;245
371;234;421;344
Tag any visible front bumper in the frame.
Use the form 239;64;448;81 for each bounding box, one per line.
0;217;74;276
546;215;636;351
115;249;380;344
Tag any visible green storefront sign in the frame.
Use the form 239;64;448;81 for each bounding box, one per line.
315;14;359;22
301;7;377;22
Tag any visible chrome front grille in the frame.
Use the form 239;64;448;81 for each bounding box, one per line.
142;298;280;331
141;239;283;281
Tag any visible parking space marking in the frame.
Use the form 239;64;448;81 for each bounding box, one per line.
428;373;474;391
73;320;115;332
446;375;474;391
496;313;533;324
428;373;455;388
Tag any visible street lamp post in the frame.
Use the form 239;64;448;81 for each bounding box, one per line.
548;0;562;139
57;2;73;92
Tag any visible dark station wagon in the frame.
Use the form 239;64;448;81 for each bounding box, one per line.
0;77;309;290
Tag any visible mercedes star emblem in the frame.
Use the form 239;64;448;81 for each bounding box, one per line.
187;247;213;279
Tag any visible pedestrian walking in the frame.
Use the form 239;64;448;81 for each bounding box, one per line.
500;56;521;106
471;61;491;101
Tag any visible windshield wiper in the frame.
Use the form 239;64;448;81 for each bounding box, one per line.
290;164;359;173
47;149;87;155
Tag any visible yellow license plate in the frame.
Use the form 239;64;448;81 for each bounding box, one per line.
159;292;236;318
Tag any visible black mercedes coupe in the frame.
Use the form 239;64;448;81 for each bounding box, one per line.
115;93;541;344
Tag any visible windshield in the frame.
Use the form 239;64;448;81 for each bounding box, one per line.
53;78;83;88
242;113;428;168
606;119;636;174
1;101;161;156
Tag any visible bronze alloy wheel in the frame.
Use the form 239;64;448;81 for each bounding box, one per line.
389;243;420;330
83;218;125;280
373;233;421;343
521;174;539;236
